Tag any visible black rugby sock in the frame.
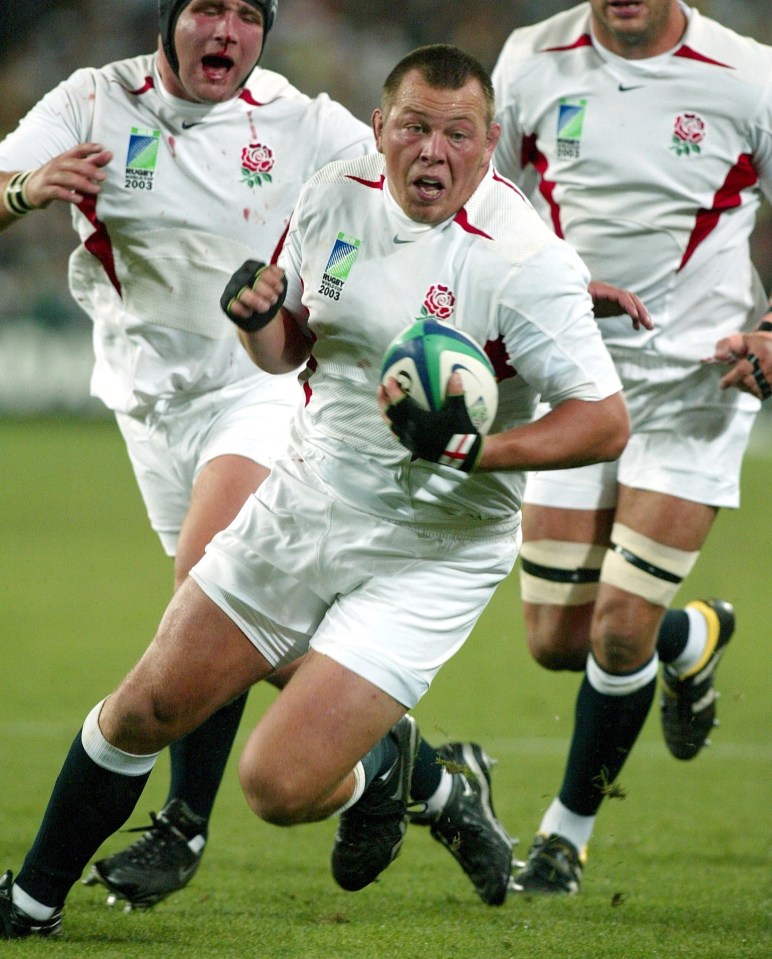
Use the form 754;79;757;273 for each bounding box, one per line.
16;730;150;908
167;692;249;828
656;609;691;664
361;732;398;788
409;737;443;802
558;673;656;816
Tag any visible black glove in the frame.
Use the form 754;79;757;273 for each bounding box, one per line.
747;352;772;400
220;259;287;332
385;392;482;473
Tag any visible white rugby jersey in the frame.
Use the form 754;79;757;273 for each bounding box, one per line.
492;3;772;361
0;54;372;414
279;153;622;528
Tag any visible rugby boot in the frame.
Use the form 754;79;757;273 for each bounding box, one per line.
331;715;419;891
82;798;205;909
661;598;735;760
411;741;514;905
0;870;62;939
511;832;585;895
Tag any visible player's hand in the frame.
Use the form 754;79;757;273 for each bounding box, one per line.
589;281;653;331
22;143;113;209
378;371;482;472
220;259;287;332
712;330;772;400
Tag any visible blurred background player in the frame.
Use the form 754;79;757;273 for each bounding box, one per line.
491;0;772;893
0;0;374;908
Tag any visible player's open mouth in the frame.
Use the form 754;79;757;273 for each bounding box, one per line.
414;177;444;200
201;54;234;80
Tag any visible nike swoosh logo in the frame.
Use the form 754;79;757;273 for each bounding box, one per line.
178;862;199;882
393;235;414;244
618;84;644;92
181;120;203;129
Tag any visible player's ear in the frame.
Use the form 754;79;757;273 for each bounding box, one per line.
485;122;501;160
372;109;385;152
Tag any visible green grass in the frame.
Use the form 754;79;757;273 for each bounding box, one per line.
1;417;770;958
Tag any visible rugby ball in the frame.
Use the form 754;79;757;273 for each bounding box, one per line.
380;319;498;434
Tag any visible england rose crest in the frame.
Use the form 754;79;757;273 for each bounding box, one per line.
241;142;275;187
670;113;706;156
421;284;456;321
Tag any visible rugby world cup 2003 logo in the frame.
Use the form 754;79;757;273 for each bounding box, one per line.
240;142;275;187
318;232;362;301
670;113;706;156
125;127;161;190
556;98;586;159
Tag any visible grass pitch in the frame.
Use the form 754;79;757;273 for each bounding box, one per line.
0;417;770;958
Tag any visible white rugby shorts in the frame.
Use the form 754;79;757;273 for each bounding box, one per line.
525;349;758;511
116;372;300;555
190;454;519;708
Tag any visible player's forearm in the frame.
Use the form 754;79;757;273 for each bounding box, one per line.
237;307;311;374
479;393;630;472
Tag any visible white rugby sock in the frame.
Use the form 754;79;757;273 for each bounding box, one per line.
12;884;57;921
539;798;594;852
334;762;366;815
